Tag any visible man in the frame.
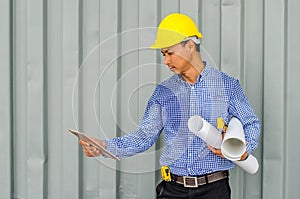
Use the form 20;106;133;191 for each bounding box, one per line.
80;13;260;198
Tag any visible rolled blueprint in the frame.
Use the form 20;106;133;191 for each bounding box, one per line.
234;153;259;174
221;117;246;161
188;115;259;174
188;115;223;148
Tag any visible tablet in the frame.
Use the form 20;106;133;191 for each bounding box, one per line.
69;129;120;160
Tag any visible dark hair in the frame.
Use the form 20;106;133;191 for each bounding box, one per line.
180;39;200;52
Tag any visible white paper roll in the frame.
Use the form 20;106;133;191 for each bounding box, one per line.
233;154;259;174
188;115;259;174
221;117;246;161
188;115;222;148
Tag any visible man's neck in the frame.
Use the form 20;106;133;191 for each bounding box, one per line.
182;60;205;84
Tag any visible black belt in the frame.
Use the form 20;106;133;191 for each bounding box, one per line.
171;170;229;188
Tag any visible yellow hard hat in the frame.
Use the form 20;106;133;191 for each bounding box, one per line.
150;13;203;49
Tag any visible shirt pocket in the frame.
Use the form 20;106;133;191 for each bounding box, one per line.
201;97;229;124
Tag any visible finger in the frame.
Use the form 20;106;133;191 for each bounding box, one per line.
83;148;91;157
84;148;95;157
79;140;86;146
79;141;92;150
211;147;220;155
84;146;101;157
91;148;101;157
80;143;94;156
239;152;248;161
208;145;224;158
221;132;225;139
207;145;218;153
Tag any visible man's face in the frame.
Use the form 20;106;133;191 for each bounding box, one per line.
161;43;192;74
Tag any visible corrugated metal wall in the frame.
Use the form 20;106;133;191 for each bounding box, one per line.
1;0;300;198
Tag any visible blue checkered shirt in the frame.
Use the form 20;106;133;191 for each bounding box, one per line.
106;64;260;176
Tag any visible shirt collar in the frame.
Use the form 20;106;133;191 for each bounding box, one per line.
199;61;210;80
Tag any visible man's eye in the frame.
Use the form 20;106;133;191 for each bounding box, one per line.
161;51;173;56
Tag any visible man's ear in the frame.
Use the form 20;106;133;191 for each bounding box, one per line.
187;40;196;53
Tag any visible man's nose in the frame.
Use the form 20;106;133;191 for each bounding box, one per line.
164;55;170;65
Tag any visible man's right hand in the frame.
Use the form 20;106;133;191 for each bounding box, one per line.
79;138;106;157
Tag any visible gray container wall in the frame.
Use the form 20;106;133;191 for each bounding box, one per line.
1;0;300;198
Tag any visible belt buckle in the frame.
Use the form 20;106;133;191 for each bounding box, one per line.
183;176;198;188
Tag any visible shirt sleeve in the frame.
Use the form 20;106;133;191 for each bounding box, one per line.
229;79;261;154
105;89;164;158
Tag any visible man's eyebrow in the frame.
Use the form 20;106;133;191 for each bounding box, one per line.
161;49;170;54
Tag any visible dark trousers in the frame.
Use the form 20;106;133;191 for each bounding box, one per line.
156;178;231;199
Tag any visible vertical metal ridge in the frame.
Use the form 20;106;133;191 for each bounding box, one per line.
42;0;49;198
78;0;84;198
260;0;266;197
115;1;122;198
10;0;15;198
282;0;288;198
240;0;245;87
154;0;162;186
137;2;141;192
198;0;203;35
137;0;140;150
219;0;222;71
116;0;122;137
155;2;162;83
